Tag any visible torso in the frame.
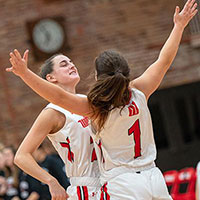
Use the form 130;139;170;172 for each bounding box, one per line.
45;103;99;179
91;88;156;183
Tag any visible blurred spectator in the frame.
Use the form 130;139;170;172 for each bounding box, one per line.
3;146;20;200
0;175;8;199
0;142;70;200
0;143;8;199
0;143;7;177
20;145;69;200
18;170;41;200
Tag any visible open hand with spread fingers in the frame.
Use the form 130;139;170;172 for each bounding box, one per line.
174;0;198;29
6;49;29;77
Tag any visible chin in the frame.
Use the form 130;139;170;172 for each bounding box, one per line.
76;77;80;84
72;76;80;85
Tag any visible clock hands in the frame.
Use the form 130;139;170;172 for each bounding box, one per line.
32;19;65;54
39;25;51;45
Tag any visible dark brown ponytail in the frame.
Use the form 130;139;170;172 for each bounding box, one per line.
88;50;130;131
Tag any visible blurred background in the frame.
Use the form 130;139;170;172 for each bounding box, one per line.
0;0;200;174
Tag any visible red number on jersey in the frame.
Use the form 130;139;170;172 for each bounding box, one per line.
128;119;141;158
128;101;139;116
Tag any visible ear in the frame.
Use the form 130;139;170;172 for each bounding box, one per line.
46;74;57;83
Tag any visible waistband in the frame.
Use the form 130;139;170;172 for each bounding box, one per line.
100;162;156;184
70;177;101;187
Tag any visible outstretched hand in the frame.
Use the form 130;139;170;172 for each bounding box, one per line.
6;49;29;77
174;0;198;29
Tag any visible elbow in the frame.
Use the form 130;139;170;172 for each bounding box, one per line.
14;153;20;166
14;152;23;167
158;57;173;68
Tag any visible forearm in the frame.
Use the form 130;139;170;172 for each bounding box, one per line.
20;69;65;107
158;24;184;67
19;69;90;116
130;25;185;99
14;153;56;185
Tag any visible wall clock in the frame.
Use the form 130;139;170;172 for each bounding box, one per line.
26;17;70;61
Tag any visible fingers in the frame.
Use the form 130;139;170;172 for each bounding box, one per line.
190;8;198;19
23;49;29;63
9;51;19;67
5;67;13;72
175;6;180;16
191;2;198;13
6;53;15;73
184;0;197;13
188;0;196;9
184;0;195;11
7;49;29;75
179;0;198;20
189;1;198;19
9;57;17;67
14;49;22;60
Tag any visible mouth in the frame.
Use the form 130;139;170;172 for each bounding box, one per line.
69;70;77;75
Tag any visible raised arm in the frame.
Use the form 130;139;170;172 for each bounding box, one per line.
6;50;92;117
130;0;198;100
14;109;68;200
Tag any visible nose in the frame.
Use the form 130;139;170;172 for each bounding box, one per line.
70;64;76;70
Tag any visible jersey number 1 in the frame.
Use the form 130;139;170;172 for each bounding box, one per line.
128;119;141;158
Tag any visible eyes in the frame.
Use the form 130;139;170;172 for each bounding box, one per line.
60;60;74;67
60;62;68;67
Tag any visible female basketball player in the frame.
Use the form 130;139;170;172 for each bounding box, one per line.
7;0;198;199
11;54;100;200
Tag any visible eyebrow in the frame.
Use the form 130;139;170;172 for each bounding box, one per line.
59;60;67;64
59;59;71;65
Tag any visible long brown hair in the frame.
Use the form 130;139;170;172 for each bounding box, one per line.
88;50;130;131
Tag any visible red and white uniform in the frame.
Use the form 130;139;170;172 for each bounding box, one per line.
45;102;100;200
196;161;200;200
92;88;171;200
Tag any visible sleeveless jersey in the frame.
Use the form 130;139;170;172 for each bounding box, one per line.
45;102;99;179
91;88;156;183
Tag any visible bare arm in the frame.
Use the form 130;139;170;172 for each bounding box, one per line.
26;192;40;200
14;109;68;200
130;0;198;100
6;50;92;117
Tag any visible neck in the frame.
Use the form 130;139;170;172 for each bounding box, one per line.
57;84;76;94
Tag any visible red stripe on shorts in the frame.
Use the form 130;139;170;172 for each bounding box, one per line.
100;183;110;200
77;186;82;200
83;186;89;200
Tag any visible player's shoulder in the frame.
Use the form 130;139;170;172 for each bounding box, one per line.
41;104;66;125
129;87;147;104
130;87;145;98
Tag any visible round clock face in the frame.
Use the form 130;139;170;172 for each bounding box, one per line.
32;19;65;54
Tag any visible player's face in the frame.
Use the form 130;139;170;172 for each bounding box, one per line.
51;55;80;87
0;152;6;169
3;148;14;167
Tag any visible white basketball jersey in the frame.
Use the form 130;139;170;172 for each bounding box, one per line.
92;88;157;183
45;103;99;179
